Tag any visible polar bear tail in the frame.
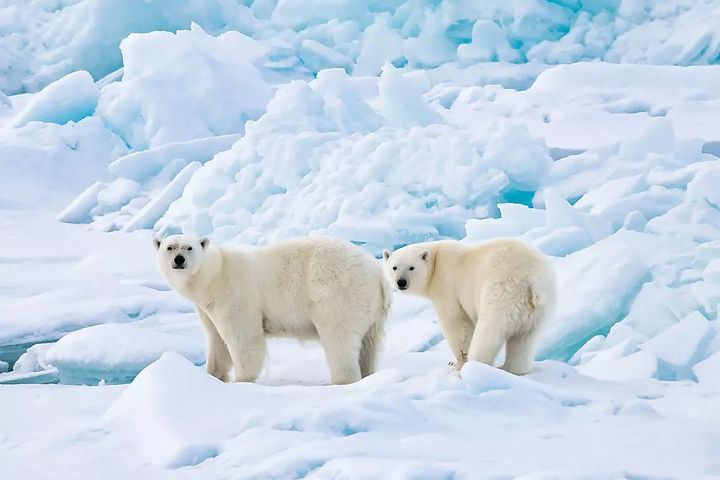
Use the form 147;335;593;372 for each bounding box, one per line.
359;279;391;378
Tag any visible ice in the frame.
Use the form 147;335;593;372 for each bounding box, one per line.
0;360;7;373
58;181;107;224
643;311;715;380
354;14;404;76
377;63;441;127
122;161;202;232
9;71;99;128
97;24;273;150
45;323;204;385
12;343;54;374
621;282;696;338
537;231;650;361
577;342;658;382
0;368;59;385
703;259;720;283
693;351;720;388
108;134;242;183
0;117;127;210
0;0;241;95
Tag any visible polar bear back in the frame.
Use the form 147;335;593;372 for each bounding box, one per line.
218;236;387;338
428;239;556;321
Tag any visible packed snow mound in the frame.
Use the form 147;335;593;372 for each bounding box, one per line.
72;67;553;250
103;352;233;467
98;24;273;150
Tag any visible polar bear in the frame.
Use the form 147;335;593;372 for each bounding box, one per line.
155;234;391;385
383;239;556;375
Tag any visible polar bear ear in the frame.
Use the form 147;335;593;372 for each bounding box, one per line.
383;249;391;261
420;250;430;262
153;237;162;250
199;237;210;250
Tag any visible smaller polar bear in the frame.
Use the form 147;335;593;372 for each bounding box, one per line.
383;239;556;375
155;234;390;385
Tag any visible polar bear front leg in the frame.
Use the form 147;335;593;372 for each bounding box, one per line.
434;303;474;371
213;308;267;382
196;307;232;382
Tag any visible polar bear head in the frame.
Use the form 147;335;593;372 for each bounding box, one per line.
154;234;209;276
383;244;432;295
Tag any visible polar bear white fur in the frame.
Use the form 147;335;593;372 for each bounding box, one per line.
155;234;391;384
383;238;556;375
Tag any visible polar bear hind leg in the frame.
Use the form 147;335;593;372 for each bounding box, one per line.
359;321;382;378
502;328;541;375
313;307;364;385
467;278;534;371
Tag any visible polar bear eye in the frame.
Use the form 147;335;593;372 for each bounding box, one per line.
392;266;397;271
166;246;173;251
187;246;193;251
409;266;415;271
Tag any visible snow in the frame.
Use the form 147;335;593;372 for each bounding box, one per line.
4;0;720;478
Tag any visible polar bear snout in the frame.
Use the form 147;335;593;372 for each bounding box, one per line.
396;278;408;290
173;255;186;269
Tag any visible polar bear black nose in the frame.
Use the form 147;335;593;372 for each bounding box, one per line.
174;255;185;266
397;278;407;289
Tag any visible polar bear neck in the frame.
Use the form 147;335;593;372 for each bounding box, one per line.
175;246;224;303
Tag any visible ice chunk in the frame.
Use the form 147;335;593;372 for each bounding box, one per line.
355;14;404;76
57;181;107;224
693;351;720;388
544;188;612;243
484;124;553;192
10;71;99;128
0;368;59;385
457;20;512;63
622;282;695;338
643;311;714;380
377;63;441;127
0;360;8;373
103;352;234;467
13;343;54;374
45;323;204;385
538;231;650;361
123;161;202;232
703;259;720;284
686;165;720;210
577;342;657;381
298;39;352;73
532;227;592;257
108;134;242;183
98;24;272;150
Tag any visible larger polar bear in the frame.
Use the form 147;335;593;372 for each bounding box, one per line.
155;234;391;384
383;239;556;375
